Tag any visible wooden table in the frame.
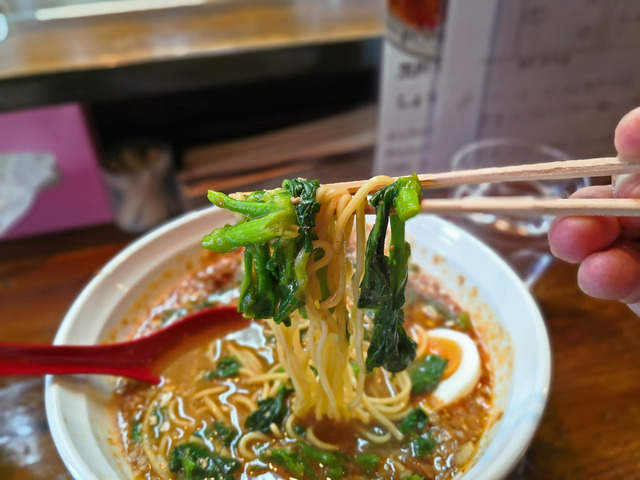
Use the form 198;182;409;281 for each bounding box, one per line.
1;223;639;479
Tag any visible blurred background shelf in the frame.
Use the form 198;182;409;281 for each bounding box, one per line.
0;0;383;110
178;103;376;207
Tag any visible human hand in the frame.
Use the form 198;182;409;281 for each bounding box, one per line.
549;107;640;315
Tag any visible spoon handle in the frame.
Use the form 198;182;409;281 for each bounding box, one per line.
0;305;246;384
0;343;159;383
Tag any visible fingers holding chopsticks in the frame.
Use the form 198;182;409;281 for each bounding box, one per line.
576;241;640;312
548;107;640;315
613;107;640;235
548;186;620;263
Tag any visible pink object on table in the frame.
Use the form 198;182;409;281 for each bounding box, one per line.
0;103;113;240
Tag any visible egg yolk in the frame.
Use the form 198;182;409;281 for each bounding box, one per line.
427;337;462;379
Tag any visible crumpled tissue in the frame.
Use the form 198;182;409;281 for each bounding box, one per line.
0;152;58;236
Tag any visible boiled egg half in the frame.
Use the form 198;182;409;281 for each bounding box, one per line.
425;328;482;407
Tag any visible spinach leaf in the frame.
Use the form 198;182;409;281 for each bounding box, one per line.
239;244;279;320
262;443;348;479
130;420;142;443
267;238;309;325
196;421;238;447
408;291;472;331
299;443;348;479
359;175;421;372
244;384;294;433
205;180;320;326
397;406;438;460
349;360;360;379
398;408;429;435
168;443;240;480
409;355;448;395
393;174;422;221
410;431;437;458
405;475;429;480
261;448;317;479
282;178;321;252
354;453;380;475
427;300;471;331
205;357;241;379
203;189;298;254
453;311;471;330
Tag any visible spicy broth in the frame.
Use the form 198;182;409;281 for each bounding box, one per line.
113;251;492;480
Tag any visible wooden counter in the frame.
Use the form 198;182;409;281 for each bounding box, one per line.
0;0;382;111
1;222;639;479
1;0;382;80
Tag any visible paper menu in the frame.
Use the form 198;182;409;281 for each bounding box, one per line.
376;0;640;174
372;1;443;177
372;40;440;177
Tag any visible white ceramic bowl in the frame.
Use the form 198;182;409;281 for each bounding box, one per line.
45;207;550;480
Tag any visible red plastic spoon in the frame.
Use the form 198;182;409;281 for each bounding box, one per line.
0;306;247;384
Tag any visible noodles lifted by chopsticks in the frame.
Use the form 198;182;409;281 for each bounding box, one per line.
201;174;422;442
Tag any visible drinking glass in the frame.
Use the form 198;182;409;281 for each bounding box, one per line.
446;138;590;289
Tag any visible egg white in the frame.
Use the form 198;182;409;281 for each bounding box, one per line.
427;328;482;407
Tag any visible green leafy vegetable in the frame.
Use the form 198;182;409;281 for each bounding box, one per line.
453;311;471;330
349;360;360;379
203;180;320;325
244;384;293;433
354;453;380;475
168;443;240;480
239;244;279;320
261;449;317;479
205;356;241;379
298;443;347;479
261;443;348;479
202;189;298;253
203;174;421;370
409;355;448;395
358;174;421;372
408;292;471;331
405;475;429;480
130;420;142;443
266;238;309;325
282;178;321;252
196;421;238;447
396;407;438;460
393;174;422;222
410;431;437;458
398;408;429;435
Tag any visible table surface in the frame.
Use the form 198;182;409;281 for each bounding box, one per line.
1;222;639;479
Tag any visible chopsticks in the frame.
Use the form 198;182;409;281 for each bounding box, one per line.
350;156;640;217
417;197;640;216
332;156;640;194
234;155;640;216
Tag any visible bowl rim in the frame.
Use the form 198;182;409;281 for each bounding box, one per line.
45;207;551;480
